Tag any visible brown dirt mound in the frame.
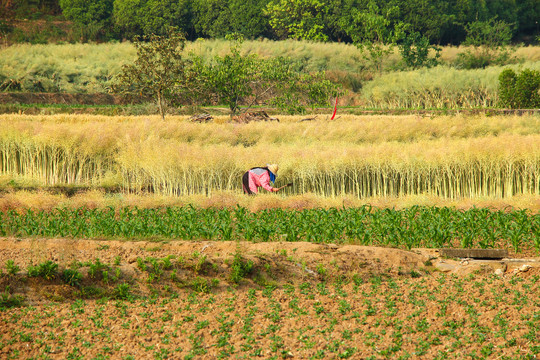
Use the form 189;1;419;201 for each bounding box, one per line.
1;238;538;304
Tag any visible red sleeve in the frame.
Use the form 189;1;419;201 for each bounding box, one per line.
259;171;275;192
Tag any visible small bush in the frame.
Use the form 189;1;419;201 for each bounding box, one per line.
27;260;58;280
0;20;14;34
499;68;540;108
114;283;132;300
5;260;20;276
229;252;254;284
0;288;24;309
61;269;83;287
192;277;212;293
87;258;110;280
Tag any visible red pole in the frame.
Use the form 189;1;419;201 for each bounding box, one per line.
330;96;338;120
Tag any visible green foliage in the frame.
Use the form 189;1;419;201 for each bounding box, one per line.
61;268;83;287
191;276;212;293
191;0;270;39
9;23;67;44
5;260;20;276
397;31;441;69
265;0;328;41
456;18;515;69
229;250;254;283
112;31;189;119
0;20;14;35
27;260;58;280
498;68;540;109
59;0;114;41
193;35;340;116
4;0;540;45
342;1;402;74
114;283;132;299
1;206;538;254
0;287;24;309
87;258;110;280
113;0;192;39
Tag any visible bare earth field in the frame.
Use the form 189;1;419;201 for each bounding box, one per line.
0;238;539;359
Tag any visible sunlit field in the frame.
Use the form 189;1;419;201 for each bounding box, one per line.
1;112;539;360
0;113;538;204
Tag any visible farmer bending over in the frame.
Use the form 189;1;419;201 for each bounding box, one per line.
242;164;291;195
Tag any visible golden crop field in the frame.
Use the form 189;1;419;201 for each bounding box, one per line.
0;113;538;211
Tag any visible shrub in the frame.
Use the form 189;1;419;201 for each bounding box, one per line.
27;260;58;280
114;283;132;300
455;19;515;69
229;252;254;284
5;260;20;276
499;68;540;108
61;269;83;287
398;32;441;69
0;288;24;309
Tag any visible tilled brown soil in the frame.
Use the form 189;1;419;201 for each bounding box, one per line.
0;238;539;359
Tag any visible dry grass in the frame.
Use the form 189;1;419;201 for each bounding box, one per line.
361;61;540;109
0;114;539;201
1;190;538;213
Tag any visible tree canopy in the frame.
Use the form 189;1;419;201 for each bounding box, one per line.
4;0;537;45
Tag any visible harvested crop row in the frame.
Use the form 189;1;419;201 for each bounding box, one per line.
0;115;539;199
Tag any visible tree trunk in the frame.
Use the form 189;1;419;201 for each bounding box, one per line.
157;91;165;120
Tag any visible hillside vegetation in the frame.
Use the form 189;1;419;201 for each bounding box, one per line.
1;40;540;109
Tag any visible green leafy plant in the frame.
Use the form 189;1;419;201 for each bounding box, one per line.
265;0;329;41
397;31;441;69
342;1;402;74
229;251;254;284
27;260;58;280
0;287;24;309
456;18;515;69
114;283;132;300
499;68;540;109
61;269;83;287
5;259;20;276
192;34;340;116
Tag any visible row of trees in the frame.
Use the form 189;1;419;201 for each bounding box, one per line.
3;0;539;44
113;32;340;119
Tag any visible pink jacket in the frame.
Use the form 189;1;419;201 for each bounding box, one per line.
247;168;275;193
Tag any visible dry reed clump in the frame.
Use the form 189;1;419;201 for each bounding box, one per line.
0;191;538;212
0;42;135;93
439;45;540;64
361;61;540;109
0;114;539;201
0;190;64;212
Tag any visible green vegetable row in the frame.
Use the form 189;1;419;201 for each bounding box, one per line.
0;206;538;253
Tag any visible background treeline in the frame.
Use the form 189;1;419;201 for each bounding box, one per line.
1;0;539;44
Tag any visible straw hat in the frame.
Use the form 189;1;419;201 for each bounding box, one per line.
267;164;279;175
